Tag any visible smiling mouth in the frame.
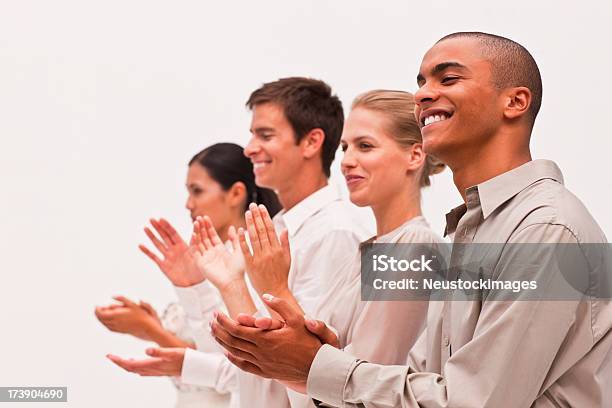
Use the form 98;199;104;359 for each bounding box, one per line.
422;112;453;127
345;175;365;185
253;161;271;170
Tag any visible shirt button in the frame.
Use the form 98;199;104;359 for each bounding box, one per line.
443;336;450;347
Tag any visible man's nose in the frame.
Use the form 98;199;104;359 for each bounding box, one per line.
244;136;259;158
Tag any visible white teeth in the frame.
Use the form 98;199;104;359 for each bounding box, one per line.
253;162;268;169
423;113;449;126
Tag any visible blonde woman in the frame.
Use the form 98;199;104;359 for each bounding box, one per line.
208;90;447;404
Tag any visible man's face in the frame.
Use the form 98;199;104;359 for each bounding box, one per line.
414;38;503;163
244;102;303;191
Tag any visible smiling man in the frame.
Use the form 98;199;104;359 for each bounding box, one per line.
175;77;371;408
211;32;612;407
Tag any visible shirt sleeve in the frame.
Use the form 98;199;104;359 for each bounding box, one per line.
307;223;591;408
175;282;239;396
174;280;224;352
181;348;238;394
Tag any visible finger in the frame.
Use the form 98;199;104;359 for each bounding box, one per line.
238;227;253;264
213;336;258;365
192;220;205;253
150;219;174;247
145;347;183;360
236;313;257;327
203;216;223;246
227;225;240;252
255;316;285;330
94;307;108;320
235;313;283;330
261;294;303;326
158;218;182;246
259;204;280;248
250;203;271;249
198;217;213;250
225;351;267;378
212;312;258;346
304;319;340;348
106;355;165;375
143;227;167;254
245;209;261;254
139;301;156;316
113;295;137;307
139;245;164;270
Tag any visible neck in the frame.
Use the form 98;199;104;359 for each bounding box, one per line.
449;130;532;201
371;183;422;237
218;213;247;242
277;167;328;211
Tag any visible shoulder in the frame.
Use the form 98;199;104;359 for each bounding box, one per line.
304;199;373;240
510;179;606;244
395;218;447;245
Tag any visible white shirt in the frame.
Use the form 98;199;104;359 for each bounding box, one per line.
176;185;372;408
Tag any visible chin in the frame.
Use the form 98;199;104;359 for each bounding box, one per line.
348;192;370;208
254;174;273;189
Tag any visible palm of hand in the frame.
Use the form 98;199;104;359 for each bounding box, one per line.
160;241;205;287
195;243;245;290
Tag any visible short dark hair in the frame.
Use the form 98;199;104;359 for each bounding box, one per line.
246;77;344;178
438;32;543;127
189;143;282;215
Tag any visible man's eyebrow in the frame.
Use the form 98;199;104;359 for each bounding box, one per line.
252;127;275;134
417;61;467;84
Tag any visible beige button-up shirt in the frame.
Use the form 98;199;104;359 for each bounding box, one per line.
307;160;612;407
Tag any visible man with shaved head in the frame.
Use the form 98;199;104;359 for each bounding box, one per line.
210;32;611;407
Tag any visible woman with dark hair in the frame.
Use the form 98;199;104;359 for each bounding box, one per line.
95;143;280;408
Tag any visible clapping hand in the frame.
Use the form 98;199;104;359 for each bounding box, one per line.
191;215;245;292
211;294;339;384
107;347;185;377
139;218;205;287
238;203;291;298
95;296;162;342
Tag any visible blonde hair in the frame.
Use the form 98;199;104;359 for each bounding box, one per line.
351;89;445;187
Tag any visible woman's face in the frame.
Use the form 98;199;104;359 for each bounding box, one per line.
185;163;234;232
340;107;419;208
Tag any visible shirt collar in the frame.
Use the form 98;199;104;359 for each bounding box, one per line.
444;160;564;236
274;184;341;237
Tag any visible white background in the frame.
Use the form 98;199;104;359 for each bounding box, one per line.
1;1;611;406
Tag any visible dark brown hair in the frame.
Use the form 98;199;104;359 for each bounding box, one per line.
246;77;344;177
189;143;282;216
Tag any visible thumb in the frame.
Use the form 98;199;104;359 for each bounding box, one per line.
228;225;240;252
261;294;301;326
146;347;182;359
304;318;339;348
139;301;157;316
113;295;137;308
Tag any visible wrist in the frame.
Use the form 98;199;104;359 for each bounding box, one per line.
219;278;248;296
267;285;292;299
144;320;166;342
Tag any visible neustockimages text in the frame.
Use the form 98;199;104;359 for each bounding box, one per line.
370;255;538;293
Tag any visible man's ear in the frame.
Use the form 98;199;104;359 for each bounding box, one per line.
503;86;532;120
300;128;325;159
227;181;247;209
406;143;425;173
